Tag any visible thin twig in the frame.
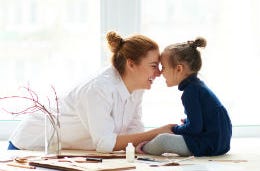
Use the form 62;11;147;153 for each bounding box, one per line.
0;85;60;129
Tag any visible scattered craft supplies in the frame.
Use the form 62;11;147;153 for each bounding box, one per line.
29;158;136;171
2;153;130;171
136;157;159;162
43;153;127;159
149;156;194;167
7;162;36;169
208;159;248;163
5;153;135;171
58;157;102;163
86;157;103;162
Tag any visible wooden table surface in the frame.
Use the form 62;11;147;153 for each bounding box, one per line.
0;149;185;171
1;145;259;171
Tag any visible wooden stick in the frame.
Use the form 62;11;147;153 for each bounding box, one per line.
150;156;195;167
63;157;88;169
7;162;36;169
175;156;195;162
208;159;247;163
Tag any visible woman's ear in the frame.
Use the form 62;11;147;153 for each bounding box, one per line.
126;59;135;71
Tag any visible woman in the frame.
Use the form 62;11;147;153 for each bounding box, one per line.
8;31;173;152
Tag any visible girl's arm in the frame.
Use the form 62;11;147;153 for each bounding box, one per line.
173;89;203;135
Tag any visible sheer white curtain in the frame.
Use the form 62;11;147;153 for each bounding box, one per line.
0;0;141;139
0;0;100;138
140;0;260;136
1;0;260;139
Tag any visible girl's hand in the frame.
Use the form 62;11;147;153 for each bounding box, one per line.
181;118;186;124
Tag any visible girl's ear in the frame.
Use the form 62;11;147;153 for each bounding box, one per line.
176;64;183;73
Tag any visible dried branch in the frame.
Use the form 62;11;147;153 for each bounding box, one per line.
0;85;60;127
1;85;61;154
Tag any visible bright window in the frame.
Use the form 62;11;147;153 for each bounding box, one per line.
0;0;101;121
141;0;260;127
1;0;260;139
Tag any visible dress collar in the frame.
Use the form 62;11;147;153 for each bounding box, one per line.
178;73;198;91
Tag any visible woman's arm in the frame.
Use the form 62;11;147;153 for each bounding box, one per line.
113;124;174;151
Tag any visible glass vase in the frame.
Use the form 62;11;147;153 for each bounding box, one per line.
44;114;61;155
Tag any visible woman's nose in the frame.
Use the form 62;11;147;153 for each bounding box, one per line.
155;67;161;77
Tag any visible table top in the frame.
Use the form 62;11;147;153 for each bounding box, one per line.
0;149;188;171
1;149;257;171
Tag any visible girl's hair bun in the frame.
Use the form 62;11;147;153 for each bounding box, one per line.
192;37;207;48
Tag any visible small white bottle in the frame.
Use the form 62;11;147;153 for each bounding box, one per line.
126;142;135;162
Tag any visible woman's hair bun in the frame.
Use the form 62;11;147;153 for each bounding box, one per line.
106;31;124;53
192;37;207;48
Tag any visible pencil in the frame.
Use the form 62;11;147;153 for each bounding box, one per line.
7;162;36;169
208;159;247;163
136;157;158;162
86;157;103;162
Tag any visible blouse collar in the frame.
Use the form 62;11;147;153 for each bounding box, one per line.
112;67;131;101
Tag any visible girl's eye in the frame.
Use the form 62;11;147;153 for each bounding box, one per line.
161;66;165;70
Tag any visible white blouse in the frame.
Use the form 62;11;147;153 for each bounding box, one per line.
10;66;145;152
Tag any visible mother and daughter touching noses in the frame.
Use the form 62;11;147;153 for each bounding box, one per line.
8;31;232;157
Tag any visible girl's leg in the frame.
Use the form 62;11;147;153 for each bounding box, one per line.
142;133;192;156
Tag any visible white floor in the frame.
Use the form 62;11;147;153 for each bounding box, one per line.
0;141;7;150
1;137;260;171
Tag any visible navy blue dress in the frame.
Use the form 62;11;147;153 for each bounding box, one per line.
172;74;232;156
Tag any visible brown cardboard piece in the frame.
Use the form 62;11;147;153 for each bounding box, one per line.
29;158;136;171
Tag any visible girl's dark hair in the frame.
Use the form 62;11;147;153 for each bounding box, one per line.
106;31;159;75
165;37;207;72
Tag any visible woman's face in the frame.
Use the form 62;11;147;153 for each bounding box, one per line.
160;52;179;87
131;49;161;90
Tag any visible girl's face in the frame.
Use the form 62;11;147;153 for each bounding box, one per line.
130;49;161;90
160;52;182;87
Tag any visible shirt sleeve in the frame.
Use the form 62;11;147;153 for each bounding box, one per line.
77;84;117;152
173;87;203;135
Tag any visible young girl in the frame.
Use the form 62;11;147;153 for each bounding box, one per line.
137;37;232;157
